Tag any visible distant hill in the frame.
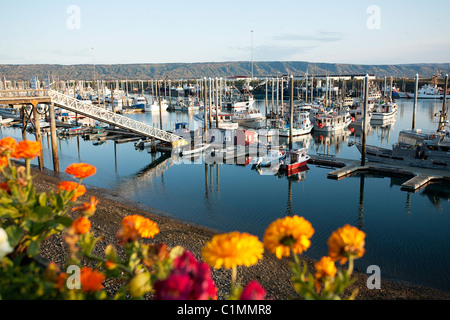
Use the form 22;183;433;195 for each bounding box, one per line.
1;61;449;81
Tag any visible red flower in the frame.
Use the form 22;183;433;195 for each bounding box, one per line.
240;280;267;300
154;251;217;300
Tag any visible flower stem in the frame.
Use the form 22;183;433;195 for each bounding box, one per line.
347;256;354;278
25;159;30;179
231;267;237;291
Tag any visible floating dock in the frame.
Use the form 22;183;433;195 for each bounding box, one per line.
310;154;450;192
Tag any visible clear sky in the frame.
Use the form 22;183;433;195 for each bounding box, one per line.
0;0;449;65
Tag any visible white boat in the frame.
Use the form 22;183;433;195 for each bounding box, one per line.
0;116;14;125
279;111;314;137
348;106;373;127
145;99;169;112
179;143;211;157
194;111;239;130
225;94;255;111
251;149;286;168
173;97;201;112
232;107;266;128
314;109;353;132
398;84;448;99
371;102;397;121
343;96;354;107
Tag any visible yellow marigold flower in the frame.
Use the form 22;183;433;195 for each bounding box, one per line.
57;181;86;201
0;137;16;156
11;140;42;160
72;196;99;217
263;215;314;259
201;232;264;269
80;267;105;292
65;163;97;179
71;216;91;234
314;256;337;292
327;224;366;264
117;215;159;243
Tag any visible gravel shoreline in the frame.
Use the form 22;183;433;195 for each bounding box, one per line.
31;166;450;300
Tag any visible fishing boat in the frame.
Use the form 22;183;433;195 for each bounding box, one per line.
348;106;373;127
279;111;314;137
145;99;169;112
224;94;255;111
356;131;450;169
398;84;449;99
194;111;239;130
314;109;353;132
356;94;450;170
232;107;266;128
280;148;310;175
130;96;147;109
251;149;286;168
371;101;397;121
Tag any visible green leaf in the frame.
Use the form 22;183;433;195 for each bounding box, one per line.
53;215;73;228
38;193;48;207
4;225;23;247
34;206;53;222
27;240;40;257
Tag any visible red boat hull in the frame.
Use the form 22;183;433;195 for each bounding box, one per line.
284;160;309;175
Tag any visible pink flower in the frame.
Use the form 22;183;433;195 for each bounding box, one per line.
154;274;191;300
154;251;217;300
240;280;266;300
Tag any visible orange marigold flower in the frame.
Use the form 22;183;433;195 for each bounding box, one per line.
314;256;337;293
57;181;86;201
11;140;42;159
72;196;99;217
0;156;7;169
327;225;366;264
201;232;264;269
65;163;97;179
0;137;16;156
71;216;91;234
55;273;68;290
116;215;159;243
263;215;314;259
80;267;105;293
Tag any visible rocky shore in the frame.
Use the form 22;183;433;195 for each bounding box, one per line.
32;166;450;300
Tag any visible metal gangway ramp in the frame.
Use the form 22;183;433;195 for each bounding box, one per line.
48;90;186;146
0;88;186;146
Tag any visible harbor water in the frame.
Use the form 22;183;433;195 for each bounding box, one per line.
1;97;449;293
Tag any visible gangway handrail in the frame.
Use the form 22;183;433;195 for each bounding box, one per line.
47;90;185;145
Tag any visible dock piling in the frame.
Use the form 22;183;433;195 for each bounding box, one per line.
48;102;60;172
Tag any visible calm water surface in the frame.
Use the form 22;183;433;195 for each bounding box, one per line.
1;98;449;293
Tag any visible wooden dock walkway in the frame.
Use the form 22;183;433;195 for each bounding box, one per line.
309;154;450;192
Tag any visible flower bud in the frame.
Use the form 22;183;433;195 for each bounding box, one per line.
128;270;152;298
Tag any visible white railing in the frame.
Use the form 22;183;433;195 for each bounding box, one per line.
48;90;185;144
